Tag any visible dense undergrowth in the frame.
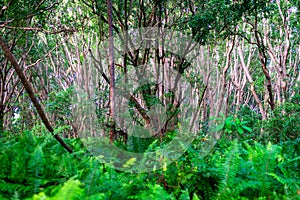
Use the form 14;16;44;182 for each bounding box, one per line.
0;100;299;200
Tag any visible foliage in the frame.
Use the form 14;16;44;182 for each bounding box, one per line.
1;0;300;199
0;120;299;199
264;99;300;142
215;115;253;141
32;179;84;200
188;0;269;44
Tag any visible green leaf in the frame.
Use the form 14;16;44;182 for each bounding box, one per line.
216;123;225;131
242;126;252;133
192;193;200;200
237;127;244;135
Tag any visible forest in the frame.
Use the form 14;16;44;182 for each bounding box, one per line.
0;0;299;199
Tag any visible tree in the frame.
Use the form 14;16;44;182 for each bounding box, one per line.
107;0;117;142
0;37;73;152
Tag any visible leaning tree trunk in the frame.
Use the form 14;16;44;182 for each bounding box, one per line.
0;37;73;153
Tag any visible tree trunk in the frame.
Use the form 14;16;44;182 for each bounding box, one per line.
0;37;73;153
238;43;267;120
254;25;275;110
107;0;116;143
0;108;4;135
216;38;235;116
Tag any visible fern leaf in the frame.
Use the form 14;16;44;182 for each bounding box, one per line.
51;180;84;200
28;145;44;194
216;139;240;200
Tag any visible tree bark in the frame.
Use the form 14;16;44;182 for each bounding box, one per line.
0;108;4;135
0;37;73;153
238;43;267;120
253;17;275;110
107;0;116;143
216;37;235;116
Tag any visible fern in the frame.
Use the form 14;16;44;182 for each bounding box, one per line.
266;172;300;197
51;180;84;200
235;180;261;198
28;145;44;194
1;126;298;199
0;180;31;195
32;179;84;200
216;139;240;200
128;183;174;200
81;158;104;197
238;141;284;199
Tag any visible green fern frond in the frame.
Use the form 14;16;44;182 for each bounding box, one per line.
243;141;283;197
51;180;84;200
128;183;174;200
82;160;104;197
216;139;240;200
32;192;49;200
235;180;261;197
266;172;300;192
0;180;31;196
28;145;44;194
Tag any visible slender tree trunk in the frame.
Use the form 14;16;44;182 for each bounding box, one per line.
253;20;275;110
0;37;73;153
107;0;116;143
238;43;267;120
0;108;4;135
216;38;235;116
